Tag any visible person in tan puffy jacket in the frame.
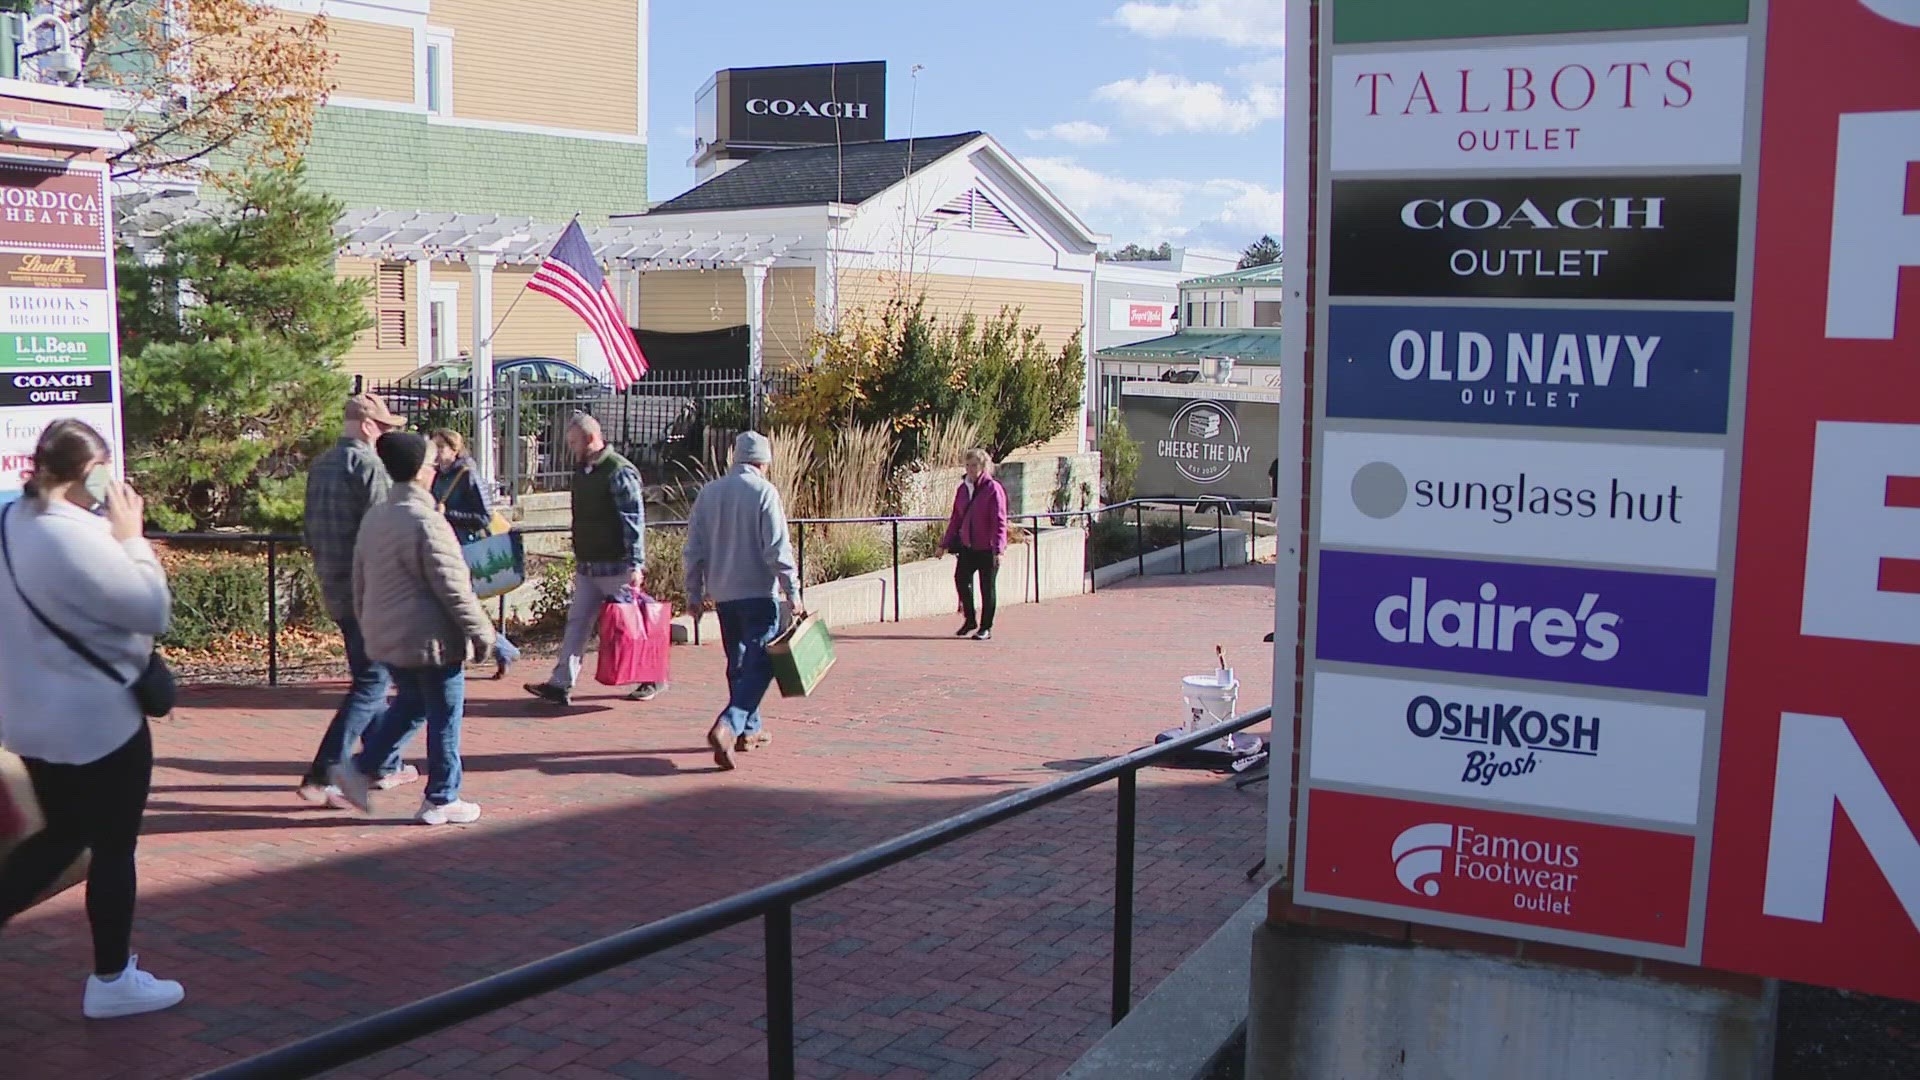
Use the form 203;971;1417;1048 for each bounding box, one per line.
330;431;494;826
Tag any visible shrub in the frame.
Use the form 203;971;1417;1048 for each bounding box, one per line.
157;546;331;650
1100;417;1142;503
814;525;891;584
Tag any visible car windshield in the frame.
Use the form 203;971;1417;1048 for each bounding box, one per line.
406;362;471;385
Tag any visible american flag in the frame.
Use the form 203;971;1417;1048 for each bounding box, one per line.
528;220;648;389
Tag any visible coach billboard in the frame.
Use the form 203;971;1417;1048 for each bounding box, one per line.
1121;383;1279;501
697;61;886;153
1291;0;1920;996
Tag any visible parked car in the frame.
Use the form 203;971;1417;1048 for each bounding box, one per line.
389;355;608;401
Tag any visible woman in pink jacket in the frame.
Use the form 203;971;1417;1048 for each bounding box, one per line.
938;448;1009;641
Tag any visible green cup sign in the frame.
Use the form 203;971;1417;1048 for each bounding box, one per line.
0;331;111;370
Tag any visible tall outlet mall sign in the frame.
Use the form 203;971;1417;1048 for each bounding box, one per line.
1289;0;1920;999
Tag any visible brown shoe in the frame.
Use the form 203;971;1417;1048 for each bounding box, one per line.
708;721;738;771
735;731;772;753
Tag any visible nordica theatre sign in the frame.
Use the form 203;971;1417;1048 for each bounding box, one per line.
1290;0;1920;1000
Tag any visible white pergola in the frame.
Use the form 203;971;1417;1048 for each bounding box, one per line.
333;209;801;483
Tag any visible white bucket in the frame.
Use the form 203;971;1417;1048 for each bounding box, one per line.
1182;670;1239;733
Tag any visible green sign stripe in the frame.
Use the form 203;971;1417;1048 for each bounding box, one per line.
1333;0;1750;44
0;332;112;370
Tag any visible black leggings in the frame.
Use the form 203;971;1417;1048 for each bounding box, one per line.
0;723;152;976
955;547;998;631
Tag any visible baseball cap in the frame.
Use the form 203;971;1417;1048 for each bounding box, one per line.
345;392;403;429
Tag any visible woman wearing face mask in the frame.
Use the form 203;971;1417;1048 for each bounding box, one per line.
427;429;518;679
0;419;183;1019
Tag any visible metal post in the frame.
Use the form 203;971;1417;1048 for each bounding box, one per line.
766;904;796;1080
505;378;522;505
796;525;807;600
1217;503;1226;569
1177;503;1187;574
1134;503;1145;579
1112;769;1137;1026
1088;508;1096;595
891;520;901;623
1030;515;1041;604
266;540;280;687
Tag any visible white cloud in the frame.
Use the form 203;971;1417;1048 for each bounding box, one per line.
1227;54;1287;84
1024;120;1112;145
1114;0;1287;48
1094;73;1282;135
1026;155;1284;250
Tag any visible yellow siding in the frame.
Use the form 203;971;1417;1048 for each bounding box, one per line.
632;269;744;333
324;17;414;102
433;0;640;135
336;262;594;382
764;268;818;368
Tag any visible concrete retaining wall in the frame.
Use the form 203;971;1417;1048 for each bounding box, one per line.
670;526;1088;642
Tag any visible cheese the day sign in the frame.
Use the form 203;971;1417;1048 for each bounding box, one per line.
1290;0;1920;999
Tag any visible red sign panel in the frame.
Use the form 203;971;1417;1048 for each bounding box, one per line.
0;164;108;254
1703;0;1920;1000
1306;790;1695;947
1128;303;1165;328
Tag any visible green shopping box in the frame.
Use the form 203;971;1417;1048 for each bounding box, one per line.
768;613;835;698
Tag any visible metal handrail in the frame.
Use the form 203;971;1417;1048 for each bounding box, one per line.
149;497;1274;682
190;706;1273;1080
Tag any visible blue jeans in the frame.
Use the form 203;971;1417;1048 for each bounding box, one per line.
355;665;466;806
495;632;520;665
716;597;781;739
304;618;402;785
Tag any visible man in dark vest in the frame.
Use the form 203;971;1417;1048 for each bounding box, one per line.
524;413;660;707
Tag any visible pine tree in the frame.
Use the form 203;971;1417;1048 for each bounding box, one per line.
118;166;372;531
1238;234;1282;269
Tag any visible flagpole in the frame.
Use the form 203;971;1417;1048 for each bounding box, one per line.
481;214;581;349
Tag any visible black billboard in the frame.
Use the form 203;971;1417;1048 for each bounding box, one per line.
1121;389;1281;502
0;368;112;407
711;62;886;149
1329;174;1742;301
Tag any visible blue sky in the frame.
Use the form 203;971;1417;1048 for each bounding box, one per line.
646;0;1285;255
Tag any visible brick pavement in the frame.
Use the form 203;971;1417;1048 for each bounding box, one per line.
0;567;1277;1080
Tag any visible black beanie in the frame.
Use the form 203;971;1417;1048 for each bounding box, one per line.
376;431;430;483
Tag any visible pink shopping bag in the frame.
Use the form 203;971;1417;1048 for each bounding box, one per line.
595;594;672;686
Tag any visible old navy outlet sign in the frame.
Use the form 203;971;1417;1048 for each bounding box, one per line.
1315;549;1716;696
1326;305;1734;434
1330;175;1742;301
1304;788;1695;946
1319;430;1726;572
1309;670;1707;825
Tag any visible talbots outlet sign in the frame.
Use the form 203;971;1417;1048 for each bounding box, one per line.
1292;0;1920;998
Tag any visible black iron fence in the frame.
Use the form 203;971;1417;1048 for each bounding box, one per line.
150;498;1271;686
189;704;1274;1080
354;368;800;493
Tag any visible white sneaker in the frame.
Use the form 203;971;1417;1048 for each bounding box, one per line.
416;799;481;826
83;957;184;1019
328;763;374;814
375;763;421;791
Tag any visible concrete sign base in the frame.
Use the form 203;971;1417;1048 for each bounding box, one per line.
1246;924;1775;1080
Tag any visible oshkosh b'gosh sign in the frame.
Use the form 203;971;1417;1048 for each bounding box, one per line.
1332;35;1749;171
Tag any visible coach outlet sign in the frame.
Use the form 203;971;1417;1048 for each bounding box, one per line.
0;162;123;509
1292;0;1920;989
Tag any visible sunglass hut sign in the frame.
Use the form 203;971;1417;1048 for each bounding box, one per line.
1332;36;1749;171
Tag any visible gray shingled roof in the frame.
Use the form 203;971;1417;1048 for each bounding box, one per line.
645;132;984;215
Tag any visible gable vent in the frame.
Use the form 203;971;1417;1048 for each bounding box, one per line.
929;188;1027;236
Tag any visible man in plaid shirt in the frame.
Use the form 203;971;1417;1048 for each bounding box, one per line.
295;394;418;803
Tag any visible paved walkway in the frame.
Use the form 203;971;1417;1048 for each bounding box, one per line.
0;567;1276;1080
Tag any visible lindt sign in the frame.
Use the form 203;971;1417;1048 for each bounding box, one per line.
1332;36;1749;171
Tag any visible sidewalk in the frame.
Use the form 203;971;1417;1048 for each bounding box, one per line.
0;566;1278;1080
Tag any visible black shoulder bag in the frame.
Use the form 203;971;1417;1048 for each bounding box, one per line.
0;503;177;717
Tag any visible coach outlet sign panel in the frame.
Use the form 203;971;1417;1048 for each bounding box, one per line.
0;162;123;509
1295;0;1920;989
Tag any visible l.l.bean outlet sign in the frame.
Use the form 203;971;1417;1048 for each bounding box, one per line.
1289;0;1920;1000
0;161;122;507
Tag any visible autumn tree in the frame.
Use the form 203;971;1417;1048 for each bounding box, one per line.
65;0;335;179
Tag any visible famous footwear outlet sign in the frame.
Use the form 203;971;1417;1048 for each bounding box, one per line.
1288;0;1920;1000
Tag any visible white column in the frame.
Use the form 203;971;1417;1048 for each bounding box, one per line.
745;261;768;426
471;253;498;486
414;256;434;370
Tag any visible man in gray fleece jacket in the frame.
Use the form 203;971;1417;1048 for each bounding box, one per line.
683;431;805;770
